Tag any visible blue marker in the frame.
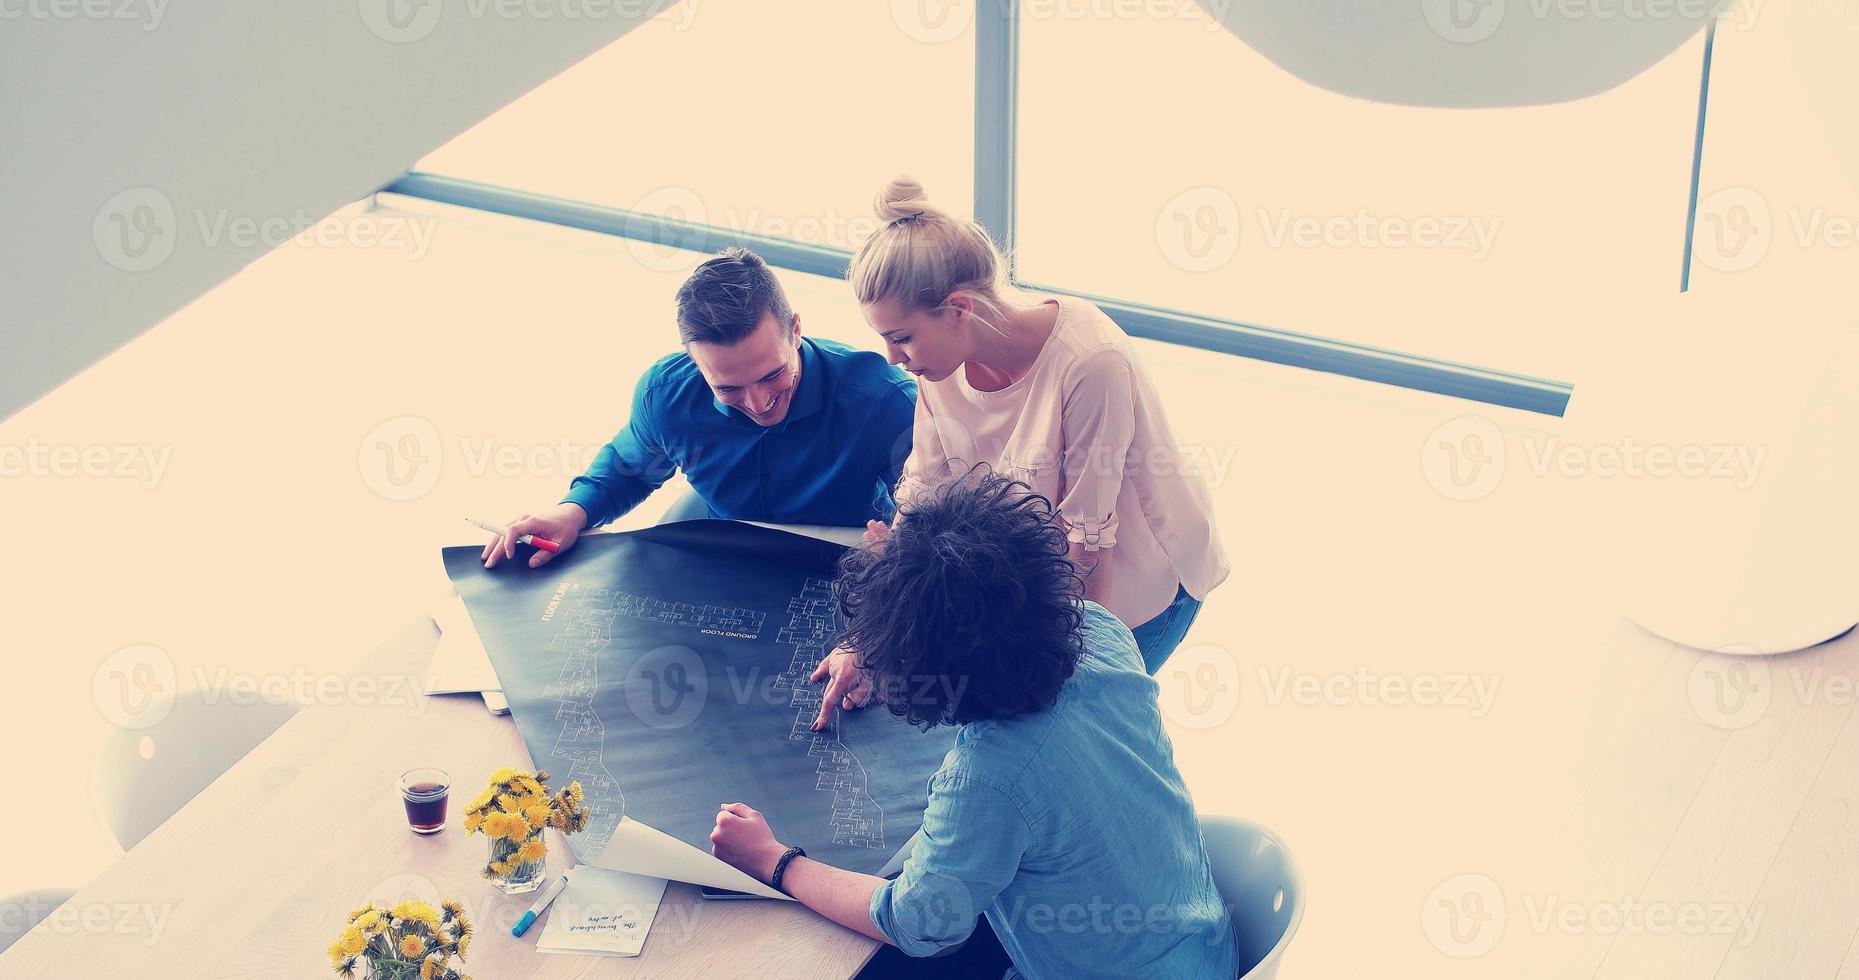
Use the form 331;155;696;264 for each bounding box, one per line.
511;874;570;937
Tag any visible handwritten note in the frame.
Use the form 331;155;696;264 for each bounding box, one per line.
535;865;669;957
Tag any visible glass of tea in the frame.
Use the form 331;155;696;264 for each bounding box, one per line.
398;767;450;835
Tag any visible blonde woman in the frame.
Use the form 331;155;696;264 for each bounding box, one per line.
809;177;1229;729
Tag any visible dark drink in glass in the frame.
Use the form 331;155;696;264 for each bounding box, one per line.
399;767;450;835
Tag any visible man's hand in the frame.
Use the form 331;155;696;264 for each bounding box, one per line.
809;647;874;732
482;503;588;569
710;803;788;884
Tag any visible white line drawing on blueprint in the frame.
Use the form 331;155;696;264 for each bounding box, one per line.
540;584;762;856
541;589;625;860
541;579;881;857
775;578;887;851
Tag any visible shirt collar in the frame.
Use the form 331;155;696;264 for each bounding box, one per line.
710;336;825;427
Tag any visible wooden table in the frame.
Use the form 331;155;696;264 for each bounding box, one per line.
1;595;879;977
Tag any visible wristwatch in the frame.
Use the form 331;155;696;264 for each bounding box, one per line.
770;846;806;895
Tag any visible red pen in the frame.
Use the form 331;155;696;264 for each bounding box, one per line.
467;517;561;553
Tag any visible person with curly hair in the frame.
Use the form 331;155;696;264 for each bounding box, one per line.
709;471;1237;980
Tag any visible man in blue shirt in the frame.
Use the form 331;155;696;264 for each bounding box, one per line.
708;471;1239;980
482;247;916;569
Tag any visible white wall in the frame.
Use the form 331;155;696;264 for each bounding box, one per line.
0;0;675;422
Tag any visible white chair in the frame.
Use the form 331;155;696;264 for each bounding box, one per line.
1200;816;1304;980
0;888;76;954
91;690;299;851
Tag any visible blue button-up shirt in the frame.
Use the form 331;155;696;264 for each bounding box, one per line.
561;337;916;528
869;603;1239;980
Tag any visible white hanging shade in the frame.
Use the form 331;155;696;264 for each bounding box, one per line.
1194;0;1721;107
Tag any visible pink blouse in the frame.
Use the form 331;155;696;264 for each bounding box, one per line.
895;296;1229;628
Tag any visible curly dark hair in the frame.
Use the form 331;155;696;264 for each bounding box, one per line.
834;469;1085;728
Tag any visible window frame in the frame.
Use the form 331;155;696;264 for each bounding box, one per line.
385;3;1725;418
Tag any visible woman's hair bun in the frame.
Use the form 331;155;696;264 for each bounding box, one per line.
874;176;933;224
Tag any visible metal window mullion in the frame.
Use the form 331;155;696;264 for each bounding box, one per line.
975;0;1020;271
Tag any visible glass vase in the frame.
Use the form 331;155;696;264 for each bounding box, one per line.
486;837;546;894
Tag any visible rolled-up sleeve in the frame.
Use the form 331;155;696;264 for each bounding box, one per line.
893;388;949;511
1057;350;1137;551
561;370;678;528
868;772;1031;957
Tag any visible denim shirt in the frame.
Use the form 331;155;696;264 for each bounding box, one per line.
869;603;1238;980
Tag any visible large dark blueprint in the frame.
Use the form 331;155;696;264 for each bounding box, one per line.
441;520;955;876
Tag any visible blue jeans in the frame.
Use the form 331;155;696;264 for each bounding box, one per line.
1128;584;1202;674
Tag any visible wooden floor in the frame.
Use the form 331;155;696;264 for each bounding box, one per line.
1550;625;1859;980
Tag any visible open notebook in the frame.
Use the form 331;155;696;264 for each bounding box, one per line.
536;865;669;958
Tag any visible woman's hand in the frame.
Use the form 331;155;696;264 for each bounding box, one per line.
863;520;890;548
710;803;787;884
809;647;875;731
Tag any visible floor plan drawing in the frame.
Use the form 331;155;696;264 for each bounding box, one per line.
775;578;886;851
443;520;956;877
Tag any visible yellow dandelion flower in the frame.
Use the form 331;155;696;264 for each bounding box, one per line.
517;837;546;863
421;956;439;980
355;910;384;934
462;811;483;834
340;927;366;956
346;903;375;923
498;813;533;842
534;769;551;783
524;803;550;827
440;899;465;922
489;858;512;876
326;938;346;965
400;933;426;958
392;899;441;930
